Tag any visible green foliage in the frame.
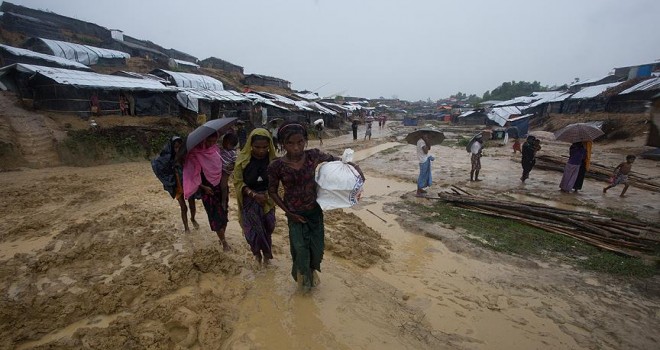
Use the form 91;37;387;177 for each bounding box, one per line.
482;81;548;101
414;201;657;278
57;127;179;166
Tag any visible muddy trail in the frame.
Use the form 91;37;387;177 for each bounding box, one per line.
0;122;658;349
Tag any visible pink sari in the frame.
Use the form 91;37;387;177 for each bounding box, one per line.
183;144;222;199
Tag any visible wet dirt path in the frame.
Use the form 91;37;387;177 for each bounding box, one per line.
1;122;658;349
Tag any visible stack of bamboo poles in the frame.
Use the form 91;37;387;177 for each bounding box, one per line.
432;186;660;261
531;155;660;192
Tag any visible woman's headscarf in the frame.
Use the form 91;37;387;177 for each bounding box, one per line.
233;128;277;228
182;136;223;199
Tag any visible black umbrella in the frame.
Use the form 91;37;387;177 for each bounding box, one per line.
405;129;445;146
186;118;237;151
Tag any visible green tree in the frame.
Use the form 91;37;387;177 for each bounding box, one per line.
481;81;549;101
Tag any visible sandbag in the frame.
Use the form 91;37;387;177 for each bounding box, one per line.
315;148;364;210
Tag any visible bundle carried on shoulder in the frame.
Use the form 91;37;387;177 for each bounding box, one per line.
315;148;364;210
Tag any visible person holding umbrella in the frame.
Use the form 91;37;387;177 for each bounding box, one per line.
405;129;444;196
183;118;236;251
559;142;586;193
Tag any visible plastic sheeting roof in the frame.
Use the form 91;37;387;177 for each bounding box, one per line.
1;63;173;91
547;92;574;103
569;82;622;100
527;91;569;108
493;96;538;107
487;106;522;126
294;91;321;100
154;69;224;90
619;77;660;95
35;38;130;65
176;88;249;112
0;44;90;70
253;91;313;111
171;58;200;68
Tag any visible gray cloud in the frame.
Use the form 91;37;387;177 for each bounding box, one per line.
11;0;660;100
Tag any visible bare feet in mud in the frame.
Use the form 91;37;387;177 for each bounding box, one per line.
191;220;200;230
220;240;232;252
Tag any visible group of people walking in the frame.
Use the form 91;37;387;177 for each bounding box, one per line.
153;121;365;293
415;131;633;198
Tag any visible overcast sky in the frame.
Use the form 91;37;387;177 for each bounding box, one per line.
10;0;660;101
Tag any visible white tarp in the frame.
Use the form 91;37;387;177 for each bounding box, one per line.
0;44;90;70
2;63;173;91
36;38;130;65
569;82;622;100
156;69;224;90
176;88;249;112
619;77;660;95
487;106;522;126
169;58;200;69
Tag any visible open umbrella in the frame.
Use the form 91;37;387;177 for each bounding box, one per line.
554;123;604;143
313;119;324;126
405;129;445;146
186;117;237;151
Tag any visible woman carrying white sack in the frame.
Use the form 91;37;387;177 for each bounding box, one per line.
316;148;365;210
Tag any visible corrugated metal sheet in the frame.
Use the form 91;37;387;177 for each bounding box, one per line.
487;106;522;126
619;77;660;95
527;91;568;108
548;92;574;102
294;92;320;100
569;82;622;99
155;69;224;90
493;96;538;107
3;63;173;91
0;44;90;70
458;110;476;118
36;38;130;65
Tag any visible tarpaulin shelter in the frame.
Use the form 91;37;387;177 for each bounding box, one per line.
150;69;224;90
23;37;130;66
0;44;91;71
0;63;178;116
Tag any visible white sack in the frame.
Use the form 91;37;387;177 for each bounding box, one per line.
315;149;364;210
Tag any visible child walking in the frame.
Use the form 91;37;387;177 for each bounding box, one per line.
603;155;636;197
268;121;365;292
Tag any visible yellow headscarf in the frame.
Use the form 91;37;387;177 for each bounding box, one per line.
233;128;277;228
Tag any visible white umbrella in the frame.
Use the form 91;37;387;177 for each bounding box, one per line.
313;119;324;126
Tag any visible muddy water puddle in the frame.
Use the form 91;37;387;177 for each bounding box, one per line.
16;312;131;350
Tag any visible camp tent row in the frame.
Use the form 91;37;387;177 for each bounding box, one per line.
0;62;339;120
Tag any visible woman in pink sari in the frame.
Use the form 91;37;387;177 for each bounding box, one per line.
183;132;231;251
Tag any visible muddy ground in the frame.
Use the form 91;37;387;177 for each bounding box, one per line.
0;121;658;349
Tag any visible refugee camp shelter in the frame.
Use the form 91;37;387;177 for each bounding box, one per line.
609;77;660;113
457;110;487;125
200;57;244;75
563;82;623;113
0;63;177;116
243;74;291;89
613;62;660;80
23;37;130;66
487;106;522;126
168;58;200;72
150;69;224;90
0;44;91;71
